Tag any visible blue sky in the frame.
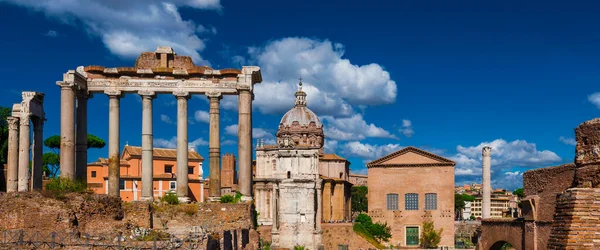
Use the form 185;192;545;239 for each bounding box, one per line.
0;0;598;191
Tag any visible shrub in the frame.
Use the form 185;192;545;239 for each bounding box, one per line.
368;222;392;242
180;204;198;216
355;213;373;224
160;192;180;205
220;194;235;203
293;246;307;250
420;219;443;248
259;239;271;250
46;177;88;193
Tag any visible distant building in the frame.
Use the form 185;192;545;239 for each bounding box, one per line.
462;201;472;219
87;146;205;202
349;173;368;186
367;146;455;248
470;195;511;219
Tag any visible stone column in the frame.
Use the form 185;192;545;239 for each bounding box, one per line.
140;90;156;201
316;180;323;231
482;146;492;219
59;84;76;180
207;92;222;198
31;118;44;190
6;116;19;192
75;92;89;181
238;89;253;198
106;91;122;197
175;91;190;201
17;115;30;192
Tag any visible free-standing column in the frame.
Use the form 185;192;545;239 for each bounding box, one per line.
59;84;76;180
106;91;122;197
75;92;89;181
482;146;492;219
31;118;44;190
238;89;253;198
17;115;30;191
207;92;222;198
316;180;323;231
6;116;19;192
140;90;156;201
175;91;190;201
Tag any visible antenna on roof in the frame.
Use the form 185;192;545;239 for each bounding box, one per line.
125;141;129;146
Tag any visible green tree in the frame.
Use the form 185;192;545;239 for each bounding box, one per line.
0;106;12;166
420;219;443;248
351;186;368;218
42;134;106;177
513;188;524;198
455;193;475;220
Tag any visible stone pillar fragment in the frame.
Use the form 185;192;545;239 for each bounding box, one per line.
107;91;122;197
31;118;43;190
238;89;253;198
207;92;222;198
140;91;155;200
17;115;30;191
316;180;323;231
6;116;19;192
482;146;492;219
175;91;190;201
59;84;76;180
75;93;89;181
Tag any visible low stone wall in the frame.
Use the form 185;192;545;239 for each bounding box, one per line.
321;223;378;250
548;188;600;249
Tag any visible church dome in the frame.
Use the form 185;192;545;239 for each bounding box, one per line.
276;80;324;149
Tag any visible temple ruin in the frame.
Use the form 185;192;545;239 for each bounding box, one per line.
5;92;45;192
56;46;262;201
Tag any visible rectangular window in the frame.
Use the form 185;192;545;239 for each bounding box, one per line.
119;179;125;190
188;167;194;175
91;171;97;178
165;165;173;173
386;193;399;210
170;181;176;190
425;193;437;210
405;193;419;210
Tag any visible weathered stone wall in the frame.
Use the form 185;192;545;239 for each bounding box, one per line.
321;223;378;250
523;163;576;221
477;219;524;250
574;118;600;188
548;188;600;249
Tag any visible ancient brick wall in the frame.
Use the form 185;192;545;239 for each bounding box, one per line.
523;163;576;221
153;203;252;236
321;223;377;250
548;188;600;250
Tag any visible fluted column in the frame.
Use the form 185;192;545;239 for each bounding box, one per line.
59;84;76;180
175;91;190;201
17;115;30;191
75;92;89;181
31;118;44;190
482;146;492;219
140;90;156;201
238;89;253;198
106;90;122;197
6;116;19;192
207;92;222;198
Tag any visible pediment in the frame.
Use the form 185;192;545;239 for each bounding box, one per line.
367;146;455;167
379;151;445;164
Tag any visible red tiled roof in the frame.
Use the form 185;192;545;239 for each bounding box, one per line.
320;153;347;161
123;146;204;161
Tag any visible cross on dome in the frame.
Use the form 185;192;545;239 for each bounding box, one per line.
294;78;307;107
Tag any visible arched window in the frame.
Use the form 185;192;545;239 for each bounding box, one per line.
287;171;291;179
405;193;419;210
386;193;399;211
425;193;437;210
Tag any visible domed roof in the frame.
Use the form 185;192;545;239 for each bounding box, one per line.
279;80;322;128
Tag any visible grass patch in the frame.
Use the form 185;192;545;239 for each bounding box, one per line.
160;192;180;205
43;177;90;199
179;204;198;216
353;223;385;249
220;191;243;203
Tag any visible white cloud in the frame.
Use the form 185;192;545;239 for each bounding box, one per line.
451;139;562;176
247;37;396;116
399;119;414;137
321;114;396;141
194;110;210;123
5;0;221;64
154;136;208;151
44;30;58;37
160;114;174;124
588;92;600;109
324;140;339;154
221;140;236;146
224;124;273;139
342;141;402;162
559;136;576;146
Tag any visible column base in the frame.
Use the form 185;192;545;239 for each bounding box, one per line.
177;197;191;203
139;196;154;202
208;196;222;202
241;196;253;202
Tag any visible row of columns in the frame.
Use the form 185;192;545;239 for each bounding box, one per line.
6;115;44;192
59;85;254;201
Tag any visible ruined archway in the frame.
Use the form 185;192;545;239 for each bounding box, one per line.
490;241;516;250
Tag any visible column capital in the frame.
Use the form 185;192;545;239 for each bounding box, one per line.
173;91;190;99
19;114;30;126
105;90;124;98
205;91;223;100
138;90;157;99
7;116;19;130
57;81;75;89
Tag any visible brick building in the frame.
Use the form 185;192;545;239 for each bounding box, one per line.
367;146;455;248
87;145;205;202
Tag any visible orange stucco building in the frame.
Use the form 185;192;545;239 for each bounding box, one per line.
87;146;205;202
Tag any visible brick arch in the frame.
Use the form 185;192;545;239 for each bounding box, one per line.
477;220;524;250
